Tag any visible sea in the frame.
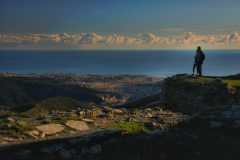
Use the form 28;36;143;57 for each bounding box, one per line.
0;50;239;77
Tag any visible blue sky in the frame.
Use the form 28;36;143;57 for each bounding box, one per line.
0;0;240;49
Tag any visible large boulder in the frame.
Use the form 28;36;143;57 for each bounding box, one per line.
65;120;89;131
161;74;237;114
35;124;65;135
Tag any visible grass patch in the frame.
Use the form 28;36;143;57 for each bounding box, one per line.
185;76;240;88
185;76;214;83
0;119;8;126
50;118;67;125
222;79;240;87
0;123;33;136
108;122;148;134
50;116;83;125
11;123;33;134
197;76;240;87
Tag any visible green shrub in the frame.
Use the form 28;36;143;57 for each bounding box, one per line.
108;122;148;133
11;123;33;134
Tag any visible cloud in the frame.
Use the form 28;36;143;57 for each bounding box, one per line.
79;33;104;44
0;32;239;49
207;35;218;44
105;34;127;44
219;32;240;43
181;32;201;44
140;33;170;44
175;32;208;44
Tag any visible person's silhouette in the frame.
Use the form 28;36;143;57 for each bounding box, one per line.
193;46;205;76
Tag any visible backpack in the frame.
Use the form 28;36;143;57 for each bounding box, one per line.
195;51;205;62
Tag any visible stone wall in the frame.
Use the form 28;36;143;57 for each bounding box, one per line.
0;130;122;160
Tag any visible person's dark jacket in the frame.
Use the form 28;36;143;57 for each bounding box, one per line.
194;50;205;64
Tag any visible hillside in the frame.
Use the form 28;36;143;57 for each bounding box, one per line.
0;74;240;160
19;97;90;117
0;77;102;108
121;93;161;109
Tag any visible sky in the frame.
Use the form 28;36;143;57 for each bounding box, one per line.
0;0;240;50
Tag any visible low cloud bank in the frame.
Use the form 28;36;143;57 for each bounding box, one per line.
0;32;239;49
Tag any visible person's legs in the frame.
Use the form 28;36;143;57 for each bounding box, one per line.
192;63;196;75
199;64;202;76
196;63;200;76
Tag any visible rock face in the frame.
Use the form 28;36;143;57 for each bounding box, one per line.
65;120;89;131
161;74;237;114
36;124;64;135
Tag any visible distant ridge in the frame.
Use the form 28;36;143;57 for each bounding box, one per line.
0;76;102;108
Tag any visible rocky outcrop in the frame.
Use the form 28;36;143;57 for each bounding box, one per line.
0;106;186;145
161;74;238;114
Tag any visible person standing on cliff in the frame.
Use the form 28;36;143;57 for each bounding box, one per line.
193;46;205;76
